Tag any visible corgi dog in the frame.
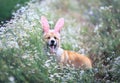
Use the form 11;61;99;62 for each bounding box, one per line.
41;16;92;69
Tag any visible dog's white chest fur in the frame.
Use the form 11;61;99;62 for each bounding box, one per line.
56;48;64;62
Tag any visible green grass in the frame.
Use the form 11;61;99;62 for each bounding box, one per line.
0;0;29;22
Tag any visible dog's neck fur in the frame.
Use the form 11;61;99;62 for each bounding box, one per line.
55;47;64;62
56;47;64;56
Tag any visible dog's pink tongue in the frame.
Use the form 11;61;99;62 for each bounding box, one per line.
50;46;55;53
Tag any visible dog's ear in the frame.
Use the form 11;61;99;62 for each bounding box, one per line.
41;16;50;33
54;18;64;33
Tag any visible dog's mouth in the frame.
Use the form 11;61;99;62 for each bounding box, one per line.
49;44;57;53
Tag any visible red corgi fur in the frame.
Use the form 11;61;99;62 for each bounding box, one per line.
60;50;92;68
41;16;92;69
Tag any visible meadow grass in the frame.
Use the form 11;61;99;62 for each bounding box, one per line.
0;0;120;82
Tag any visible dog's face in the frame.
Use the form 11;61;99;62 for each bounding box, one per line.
44;30;60;53
41;16;64;53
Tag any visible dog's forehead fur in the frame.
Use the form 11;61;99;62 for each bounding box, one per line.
43;30;60;39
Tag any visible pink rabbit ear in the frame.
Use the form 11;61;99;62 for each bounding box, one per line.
54;18;64;33
41;16;50;33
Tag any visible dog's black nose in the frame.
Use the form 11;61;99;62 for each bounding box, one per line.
51;40;55;44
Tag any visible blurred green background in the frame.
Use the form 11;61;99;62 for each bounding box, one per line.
0;0;29;22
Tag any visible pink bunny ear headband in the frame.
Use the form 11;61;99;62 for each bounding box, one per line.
41;16;64;33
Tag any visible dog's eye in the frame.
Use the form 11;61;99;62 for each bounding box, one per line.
47;36;50;39
54;36;57;39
